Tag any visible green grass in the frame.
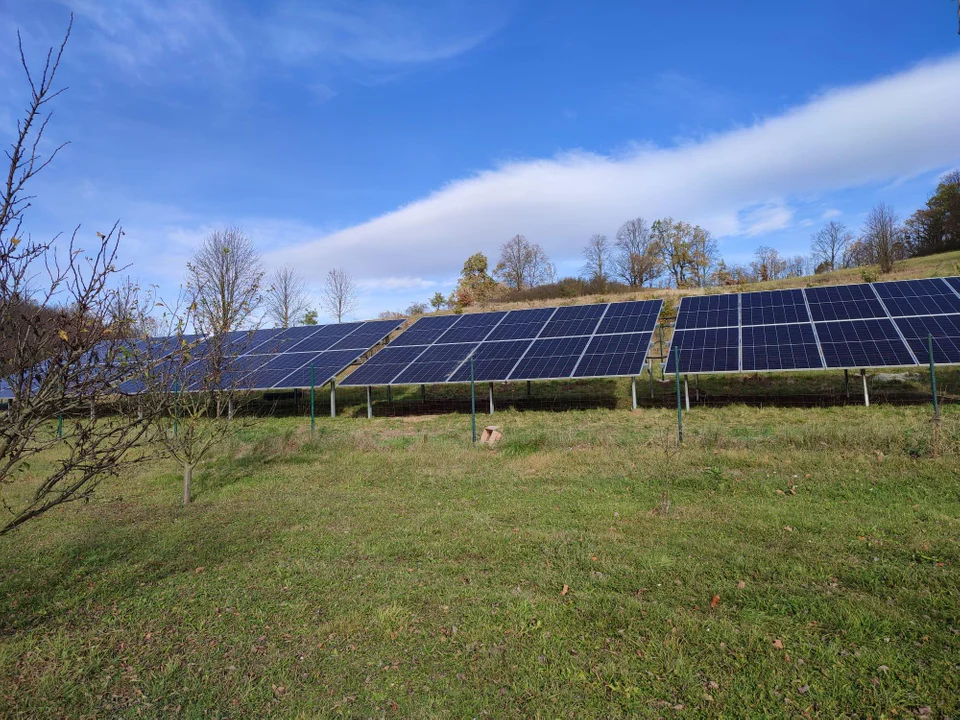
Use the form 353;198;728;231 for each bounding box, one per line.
1;400;959;717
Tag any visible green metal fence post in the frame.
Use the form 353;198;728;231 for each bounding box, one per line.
470;356;477;443
674;345;683;443
57;414;63;439
928;334;940;420
310;364;316;437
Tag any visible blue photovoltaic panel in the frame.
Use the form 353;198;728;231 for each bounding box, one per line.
391;343;479;384
665;328;739;374
508;336;590;380
595;300;663;335
435;312;507;344
339;345;427;386
892;314;960;365
389;315;460;347
572;332;654;378
484;308;554;341
674;294;739;330
804;284;886;322
741;324;823;371
872;278;960;317
448;340;532;382
945;277;960;295
740;289;810;326
274;349;368;387
248;324;323;354
286;323;359;352
539;304;606;338
327;320;402;350
814;319;916;368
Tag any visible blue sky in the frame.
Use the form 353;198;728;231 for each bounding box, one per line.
2;0;960;322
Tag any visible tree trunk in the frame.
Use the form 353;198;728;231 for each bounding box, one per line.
183;462;194;505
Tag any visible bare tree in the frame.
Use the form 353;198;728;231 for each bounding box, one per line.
1;18;166;533
751;246;787;282
581;234;611;285
493;235;554;291
613;218;663;287
185;226;264;335
406;301;427;316
320;268;358;323
811;221;853;272
861;202;905;274
784;255;809;278
688;225;719;288
264;266;310;328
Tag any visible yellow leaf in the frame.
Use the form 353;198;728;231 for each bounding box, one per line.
10;237;19;247
58;330;69;341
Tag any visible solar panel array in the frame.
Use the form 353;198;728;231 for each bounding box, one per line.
666;277;960;374
119;319;404;393
341;300;664;386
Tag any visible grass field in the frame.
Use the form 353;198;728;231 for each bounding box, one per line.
2;391;959;717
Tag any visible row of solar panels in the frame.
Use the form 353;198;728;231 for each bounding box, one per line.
665;277;960;374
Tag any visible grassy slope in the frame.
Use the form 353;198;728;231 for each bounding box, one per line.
1;404;958;718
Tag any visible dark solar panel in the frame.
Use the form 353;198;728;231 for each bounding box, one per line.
740;289;810;326
674;294;739;330
508;336;591;380
572;332;654;378
945;277;960;295
804;284;886;321
872;278;960;317
664;328;739;374
741;324;823;371
485;308;555;341
435;312;507;344
340;345;428;386
595;300;663;335
272;349;368;387
815;319;917;368
286;323;362;352
892;314;960;365
391;343;479;384
389;315;460;347
539;304;606;338
448;340;532;382
327;321;401;350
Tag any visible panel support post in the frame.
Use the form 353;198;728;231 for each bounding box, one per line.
844;368;849;398
648;361;655;399
928;334;940;420
860;369;869;407
684;375;691;411
488;382;494;415
227;398;234;420
330;379;337;418
631;376;637;411
89;399;95;421
695;375;700;402
421;384;426;402
137;400;143;421
674;346;683;444
387;385;392;404
470;357;477;443
527;380;532;398
310;365;315;437
366;386;373;419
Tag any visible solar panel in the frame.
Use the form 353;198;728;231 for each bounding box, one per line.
741;289;809;326
339;345;428;386
945;277;960;295
539;304;606;338
273;349;370;387
804;284;886;321
435;312;507;344
596;301;663;335
389;315;460;347
448;340;532;382
872;278;960;317
742;324;823;371
893;314;960;365
815;319;917;368
485;308;555;341
508;336;591;380
674;294;739;330
572;332;654;378
327;321;400;351
286;324;359;352
665;328;739;374
391;343;479;384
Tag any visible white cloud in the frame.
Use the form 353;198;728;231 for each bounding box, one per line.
739;203;795;236
356;276;440;291
266;54;960;281
821;208;843;220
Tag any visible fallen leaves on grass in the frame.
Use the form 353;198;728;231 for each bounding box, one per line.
773;639;784;650
561;584;569;596
737;580;746;590
710;594;720;608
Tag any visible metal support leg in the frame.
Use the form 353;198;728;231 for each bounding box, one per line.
861;369;869;407
488;382;494;415
527;380;532;398
330;380;337;418
227;398;234;420
366;386;372;419
695;375;700;402
631;376;637;410
137;400;143;421
684;376;691;411
421;384;426;402
89;400;95;420
387;385;392;404
648;362;654;399
844;369;849;398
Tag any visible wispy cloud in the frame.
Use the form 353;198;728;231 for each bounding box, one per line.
264;54;960;282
